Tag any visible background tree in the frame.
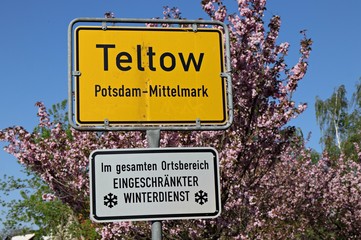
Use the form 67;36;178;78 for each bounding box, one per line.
0;173;74;239
315;85;348;157
315;79;361;161
1;0;361;239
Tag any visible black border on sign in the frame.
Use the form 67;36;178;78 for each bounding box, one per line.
75;26;226;126
89;148;220;222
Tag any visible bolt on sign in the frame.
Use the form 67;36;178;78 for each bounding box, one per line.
68;18;233;131
89;148;221;222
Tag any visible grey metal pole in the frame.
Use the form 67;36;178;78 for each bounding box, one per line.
146;129;162;240
147;129;160;148
151;221;162;240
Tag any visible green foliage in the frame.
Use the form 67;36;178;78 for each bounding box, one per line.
68;218;100;240
48;99;68;125
1;172;65;236
0;171;98;239
315;85;348;151
315;78;361;161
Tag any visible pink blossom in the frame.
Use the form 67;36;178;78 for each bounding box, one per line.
42;193;56;201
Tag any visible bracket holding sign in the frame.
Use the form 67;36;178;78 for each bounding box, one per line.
68;18;233;131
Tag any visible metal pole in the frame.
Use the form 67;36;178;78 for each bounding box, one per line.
147;129;160;148
146;129;162;240
151;221;162;240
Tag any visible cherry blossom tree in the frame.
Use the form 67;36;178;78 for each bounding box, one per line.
1;0;361;239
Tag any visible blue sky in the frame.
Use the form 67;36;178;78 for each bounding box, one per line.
1;0;361;229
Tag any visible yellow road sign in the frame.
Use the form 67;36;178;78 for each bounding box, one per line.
74;26;227;127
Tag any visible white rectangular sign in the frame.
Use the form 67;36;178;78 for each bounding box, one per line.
89;148;221;222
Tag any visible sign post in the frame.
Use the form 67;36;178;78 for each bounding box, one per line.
69;18;232;239
147;130;161;240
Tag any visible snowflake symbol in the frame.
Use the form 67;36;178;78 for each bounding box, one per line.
195;190;208;205
104;193;118;208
